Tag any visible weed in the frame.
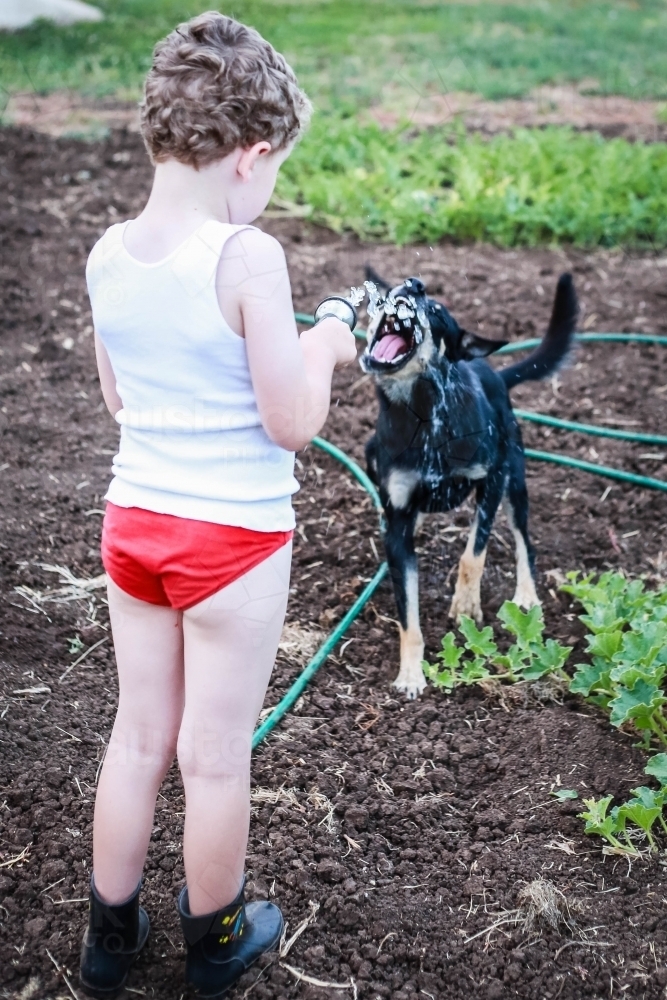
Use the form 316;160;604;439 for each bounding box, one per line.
3;7;666;247
250;785;302;812
67;635;84;656
307;790;337;833
278;623;326;665
551;789;579;803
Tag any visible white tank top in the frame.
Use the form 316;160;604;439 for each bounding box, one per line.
86;220;298;531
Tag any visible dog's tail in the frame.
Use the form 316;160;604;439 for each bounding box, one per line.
500;273;578;391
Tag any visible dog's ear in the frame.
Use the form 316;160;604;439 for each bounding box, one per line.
364;265;392;293
455;329;508;360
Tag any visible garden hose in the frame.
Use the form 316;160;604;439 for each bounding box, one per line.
253;437;386;749
498;332;667;352
253;322;666;749
311;435;383;512
523;449;667;493
500;334;666;490
513;410;667;447
252;561;387;749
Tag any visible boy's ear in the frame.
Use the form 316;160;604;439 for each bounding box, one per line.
455;329;508;360
237;141;272;181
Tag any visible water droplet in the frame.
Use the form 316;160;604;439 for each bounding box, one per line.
364;280;384;318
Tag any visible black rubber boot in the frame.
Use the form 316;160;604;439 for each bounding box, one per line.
79;877;150;998
178;881;283;998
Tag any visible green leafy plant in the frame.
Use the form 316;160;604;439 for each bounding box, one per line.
562;572;667;748
67;635;84;656
424;601;571;690
427;573;667;856
550;788;579;802
561;573;667;855
277;117;667;248
578;756;667;856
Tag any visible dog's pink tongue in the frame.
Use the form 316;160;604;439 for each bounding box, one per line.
373;334;409;361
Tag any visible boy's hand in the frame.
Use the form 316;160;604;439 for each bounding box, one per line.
303;317;357;369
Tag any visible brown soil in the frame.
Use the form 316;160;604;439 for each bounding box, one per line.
1;126;667;1000
2;91;141;140
370;85;667;143
5;85;667;143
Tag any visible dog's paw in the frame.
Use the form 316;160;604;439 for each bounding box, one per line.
393;666;427;700
511;580;541;610
448;592;483;626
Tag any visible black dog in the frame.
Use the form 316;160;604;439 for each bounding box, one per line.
360;271;578;697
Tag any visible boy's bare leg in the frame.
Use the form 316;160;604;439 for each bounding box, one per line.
93;579;185;904
179;543;291;916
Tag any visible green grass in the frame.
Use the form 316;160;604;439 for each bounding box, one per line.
277;116;667;247
2;0;667;107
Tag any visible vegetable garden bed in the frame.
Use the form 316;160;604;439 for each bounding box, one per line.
1;125;666;1000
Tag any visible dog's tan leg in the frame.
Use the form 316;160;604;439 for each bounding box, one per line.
506;508;540;609
393;565;426;699
448;516;487;625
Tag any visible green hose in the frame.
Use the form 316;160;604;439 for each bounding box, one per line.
252;561;388;749
524;449;667;493
504;334;666;487
310;436;383;512
253;438;386;749
505;333;666;488
515;410;667;446
498;332;667;353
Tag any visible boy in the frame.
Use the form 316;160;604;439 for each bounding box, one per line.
81;11;355;997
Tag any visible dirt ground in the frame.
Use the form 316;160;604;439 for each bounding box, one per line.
370;84;667;143
4;84;667;143
1;125;667;1000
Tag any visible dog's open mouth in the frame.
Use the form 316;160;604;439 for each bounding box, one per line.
365;296;423;370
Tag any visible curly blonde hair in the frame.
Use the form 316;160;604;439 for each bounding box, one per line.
140;11;311;168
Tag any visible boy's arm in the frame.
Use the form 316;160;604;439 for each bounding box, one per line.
94;331;123;417
218;229;356;451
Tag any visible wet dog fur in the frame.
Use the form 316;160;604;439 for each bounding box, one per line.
360;270;578;698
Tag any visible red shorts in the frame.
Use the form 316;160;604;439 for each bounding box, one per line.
101;503;292;611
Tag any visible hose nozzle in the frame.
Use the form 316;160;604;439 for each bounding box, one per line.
313;296;358;331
